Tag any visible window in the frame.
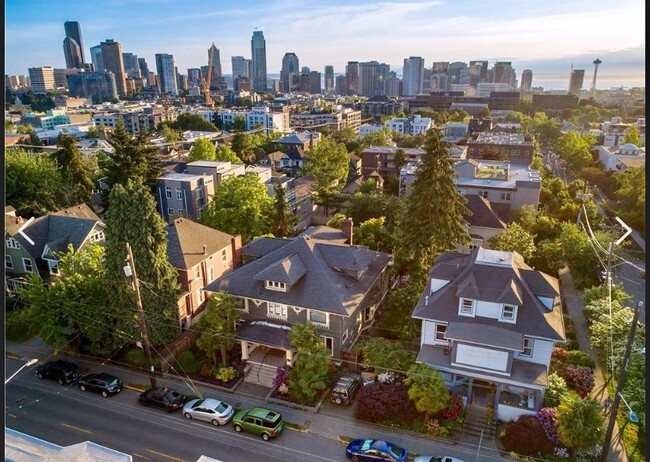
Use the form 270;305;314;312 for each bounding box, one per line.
500;192;512;201
522;337;534;357
5;255;13;269
195;265;201;279
478;190;488;198
176;188;182;200
501;304;516;321
322;336;334;355
165;187;172;199
196;288;204;303
309;310;327;326
49;261;59;275
177;209;185;217
23;258;34;273
435;323;448;342
221;249;227;262
342;330;349;344
6;238;20;249
265;280;286;291
459;298;474;316
89;231;105;242
208;267;214;282
167;208;174;216
267;302;287;318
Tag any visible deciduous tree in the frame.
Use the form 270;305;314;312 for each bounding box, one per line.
489;222;536;260
302;139;350;213
195;291;240;366
187;138;217;162
287;322;331;405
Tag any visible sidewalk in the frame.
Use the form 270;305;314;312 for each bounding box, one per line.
559;267;627;462
6;337;509;461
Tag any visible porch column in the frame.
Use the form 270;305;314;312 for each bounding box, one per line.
467;378;474;405
494;383;502;409
240;340;249;360
286;350;293;366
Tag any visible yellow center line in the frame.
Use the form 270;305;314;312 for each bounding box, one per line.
146;449;185;461
61;423;93;434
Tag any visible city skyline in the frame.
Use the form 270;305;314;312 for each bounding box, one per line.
5;0;645;90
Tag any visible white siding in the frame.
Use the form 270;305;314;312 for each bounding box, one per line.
475;300;502;319
455;344;508;372
421;320;436;345
515;338;554;366
429;278;449;294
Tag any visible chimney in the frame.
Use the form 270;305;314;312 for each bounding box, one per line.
342;218;353;245
203;244;207;255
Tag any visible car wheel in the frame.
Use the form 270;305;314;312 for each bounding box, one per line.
234;424;242;432
351;456;360;462
58;378;65;385
335;397;342;404
262;433;270;441
211;419;220;426
102;391;108;397
184;413;192;419
37;373;44;379
80;385;86;391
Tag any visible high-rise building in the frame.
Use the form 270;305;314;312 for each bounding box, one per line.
431;61;450;91
250;30;267;92
335;75;346;96
345;61;360;96
492;61;514;87
231;56;248;79
520;69;533;92
468;60;488;87
208;43;222;78
68;71;118;100
402;56;424;96
138;58;150;85
324;65;334;95
90;45;104;72
448;62;468;86
384;71;401;97
155;53;178;95
309;71;322;95
100;39;127;96
359;61;390;97
122;53;141;79
28;67;55;94
63;37;83;69
187;68;201;87
569;69;585;95
63;21;85;65
53;68;80;89
280;52;299;93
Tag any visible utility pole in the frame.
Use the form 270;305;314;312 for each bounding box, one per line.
599;301;642;462
125;242;157;389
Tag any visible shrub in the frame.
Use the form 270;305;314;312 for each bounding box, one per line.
501;415;555;457
440;393;464;420
274;365;290;387
356;383;417;424
562;365;595;398
214;367;237;382
176;350;201;375
126;348;147;368
550;347;568;373
544;372;569;407
535;407;560;446
566;350;595;370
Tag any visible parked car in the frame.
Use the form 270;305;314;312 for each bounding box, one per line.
331;371;361;405
413;456;464;462
138;386;185;412
182;397;234;426
35;359;81;385
345;438;407;462
232;407;283;441
78;373;122;397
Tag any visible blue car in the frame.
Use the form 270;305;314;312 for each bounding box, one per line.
346;439;407;462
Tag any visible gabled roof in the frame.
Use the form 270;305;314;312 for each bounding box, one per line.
206;236;392;316
413;248;564;342
166;218;235;269
253;253;307;284
465;195;508;229
277;132;315;145
285;145;305;161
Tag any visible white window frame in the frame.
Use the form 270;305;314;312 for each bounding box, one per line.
22;258;34;273
48;260;60;275
521;337;534;357
500;191;512;201
221;249;227;262
167;208;174;216
322;336;334;356
165;187;172;199
478;190;488;198
435;323;448;343
194;265;201;279
5;255;14;269
176;188;183;200
459;298;475;317
308;310;328;327
208;266;214;282
500;304;517;323
196;288;204;303
6;238;21;249
267;302;287;319
89;231;105;243
265;280;287;292
342;329;349;344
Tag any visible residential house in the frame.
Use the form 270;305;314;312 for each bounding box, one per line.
412;247;565;422
165;218;242;329
185;160;247;187
593;143;645;172
462;195;509;251
5;204;105;294
275;131;321;152
155;172;215;222
204;234;392;387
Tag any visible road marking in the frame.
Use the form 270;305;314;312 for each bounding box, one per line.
7;413;17;418
133;454;152;460
61;423;92;434
146;449;185;461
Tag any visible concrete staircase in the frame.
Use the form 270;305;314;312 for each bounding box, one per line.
244;363;277;388
462;405;496;440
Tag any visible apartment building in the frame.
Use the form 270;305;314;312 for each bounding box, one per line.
155;172;215;222
467;132;535;165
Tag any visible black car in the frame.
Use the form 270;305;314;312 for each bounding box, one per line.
78;373;122;397
139;386;185;412
35;359;81;385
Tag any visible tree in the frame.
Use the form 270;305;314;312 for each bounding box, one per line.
268;182;298;238
489;223;536;260
554;131;594;171
357;337;417;375
326;213;347;228
346;193;401;229
286;322;331;405
393;149;407;173
404;363;450;420
214;145;241;163
360;129;392;148
302;139;350;213
556;392;604;456
199;173;272;243
187;138;217;162
356;217;394;252
614;166;645;233
230;132;258;163
87;125;101;139
52;133;95;204
161;124;182;143
195;291;239;366
622;125;642;146
393;129;471;283
169;113;218;132
103;180;181;347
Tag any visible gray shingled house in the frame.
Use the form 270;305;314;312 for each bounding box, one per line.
204;234;392;387
412;247;565;423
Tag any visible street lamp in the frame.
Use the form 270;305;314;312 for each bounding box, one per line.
5;358;38;384
618;392;639;424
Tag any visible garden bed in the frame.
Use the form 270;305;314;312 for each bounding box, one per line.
265;384;329;413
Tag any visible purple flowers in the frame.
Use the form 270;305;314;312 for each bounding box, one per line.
536;407;559;445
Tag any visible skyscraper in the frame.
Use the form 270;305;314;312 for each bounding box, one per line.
324;65;334;95
448;61;468;86
492;61;514;86
402;56;424;96
280;52;299;93
90;45;104;72
63;21;85;67
208;43;222;78
100;39;127;96
345;61;359;96
250;30;267;92
155;53;178;95
520;70;533;91
122;53;141;78
231;56;248;78
309;71;322;95
359;61;390;97
138;58;150;85
569;69;585;95
469;60;488;86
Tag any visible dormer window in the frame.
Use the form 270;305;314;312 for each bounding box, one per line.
459;298;475;317
265;280;287;292
500;304;517;323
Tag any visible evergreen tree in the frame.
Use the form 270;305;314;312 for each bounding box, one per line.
52;133;95;205
268;182;298;237
103;180;180;347
405;363;450;420
195;291;240;366
393;129;471;283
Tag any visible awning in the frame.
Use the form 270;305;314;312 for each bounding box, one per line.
237;320;293;350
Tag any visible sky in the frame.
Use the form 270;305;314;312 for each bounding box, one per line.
5;0;646;90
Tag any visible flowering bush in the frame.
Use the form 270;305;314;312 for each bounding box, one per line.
501;415;555;457
575;445;602;461
426;418;441;436
273;365;291;387
441;393;464;420
535;407;560;445
562;365;595;398
214;367;237;382
550;347;568;374
278;383;289;395
544;372;569;407
554;447;569;458
356;383;418;424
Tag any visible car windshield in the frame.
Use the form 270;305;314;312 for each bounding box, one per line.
164;390;181;400
385;442;405;457
192;399;206;408
214;402;228;413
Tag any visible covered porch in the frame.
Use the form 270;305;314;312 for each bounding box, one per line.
238;320;294;388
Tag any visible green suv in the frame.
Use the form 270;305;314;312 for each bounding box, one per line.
232;407;283;440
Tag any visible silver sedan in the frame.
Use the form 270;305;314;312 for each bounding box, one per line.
182;397;234;426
